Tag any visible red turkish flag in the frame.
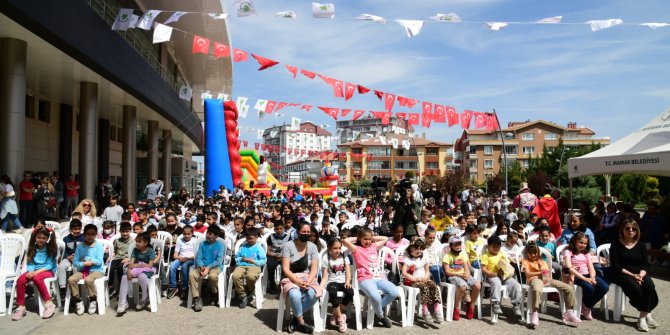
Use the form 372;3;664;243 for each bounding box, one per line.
285;65;298;78
275;102;288;112
251;54;279;71
433;105;446;123
422;108;432;128
447;106;459;127
352;110;365;121
344;82;356;101
341;109;351;117
265;101;277;113
372;111;391;124
405;98;419;109
332;80;344;98
461;110;474;129
233;49;248;62
213;42;230;58
396;112;407;120
242;140;248;147
486;113;499;130
397;96;407;107
301;69;316;79
318;106;339;120
192;35;210;54
383;93;396;112
254;143;260;150
301;105;312;112
357;85;371;94
408;113;420;125
474;112;486;128
373;90;384;100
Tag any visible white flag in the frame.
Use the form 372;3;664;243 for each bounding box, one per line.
640;22;669;30
391;138;399;149
536;16;562;24
257;129;264;140
352;130;360;140
239;105;249;118
235;0;256;17
430;13;461;22
379;136;387;145
585;19;623;31
275;11;297;18
164;11;187;25
236;96;249;108
402;139;411;150
312;3;335;19
128;15;139;29
178;86;192;100
291;117;301;130
485;22;509;31
200;92;213;105
216;93;229;101
270;130;278;138
111;8;135;31
257;110;265;120
137;10;162;30
254;99;268;111
395;20;424;38
152;23;173;43
355;14;386;24
208;13;229;20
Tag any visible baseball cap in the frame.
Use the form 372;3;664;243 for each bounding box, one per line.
448;235;462;245
444;226;457;236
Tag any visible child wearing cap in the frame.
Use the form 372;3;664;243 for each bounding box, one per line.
443;235;480;320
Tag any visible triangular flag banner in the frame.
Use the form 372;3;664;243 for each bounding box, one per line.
486;113;499;130
242;140;248;147
374;90;384;100
461;110;474;129
485;22;509;31
352;110;365;121
391;138;399;149
430;13;461;22
213;43;230;58
233;49;248;62
137;10;161;30
536;16;562;24
236;96;249;109
433;104;446;123
355;14;386;24
397;96;408;107
275;102;288;112
422;102;433;116
235;0;256;17
152;23;173;43
128;15;140;29
291;117;301;130
396;112;407;120
208;13;228;20
344;83;356;101
239;105;249;118
257;129;264;140
341;109;351;117
286;65;298;78
406;98;419;109
379;136;387;145
422;109;432;128
408;113;419;126
276;11;297;18
384;93;396;112
640;23;670;29
301;69;316;79
254;99;268;111
252;54;279;71
178;86;192;100
357;85;371;94
192;35;210;54
395;20;424;38
265;101;277;113
312;2;335;19
111;8;135;31
332;80;344;98
586;19;623;31
301;105;313;112
318;107;339;120
447;106;459;127
402;139;411;150
164;11;187;24
474;112;486;128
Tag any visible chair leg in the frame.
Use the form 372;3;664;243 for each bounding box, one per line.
148;278;158;313
225;275;234;308
276;293;286;332
94;279;107;315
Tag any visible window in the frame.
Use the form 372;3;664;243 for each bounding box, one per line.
521;160;530;168
504;145;517;155
469;146;477;154
522;146;535;154
522;133;535;141
110;125;117;141
426;148;438;156
426;162;438;169
546;146;556;153
469;160;477;168
352;148;363;154
395;149;417;156
117;128;123;143
469;173;477;181
484;146;493;155
485;173;494;180
484;160;493;169
394;161;417;169
25;95;35;118
369;161;390;170
368;147;390;157
38;100;50;123
351;162;362;169
545;132;558;140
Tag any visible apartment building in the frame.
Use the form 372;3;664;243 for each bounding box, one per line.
262;122;332;177
335;114;414;144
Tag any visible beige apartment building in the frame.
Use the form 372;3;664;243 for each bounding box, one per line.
454;120;611;183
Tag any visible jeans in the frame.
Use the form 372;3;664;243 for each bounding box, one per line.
64;196;78;218
19;200;34;227
16;271;53;305
574;274;609;309
429;265;445;284
287;287;317;318
487;276;522;305
1;213;23;231
359;278;399;318
169;259;194;290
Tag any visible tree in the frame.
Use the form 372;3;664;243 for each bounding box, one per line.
527;169;552;196
486;174;504;196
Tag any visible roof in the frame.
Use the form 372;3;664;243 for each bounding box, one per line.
267;122;332;136
465;119;598;135
338;133;451;147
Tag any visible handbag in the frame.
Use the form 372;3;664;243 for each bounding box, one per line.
46;195;58;209
498;256;515;281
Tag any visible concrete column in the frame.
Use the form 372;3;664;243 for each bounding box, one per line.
58;104;74;179
0;38;27;184
161;129;172;198
122;105;137;203
78;82;98;200
147;120;159;180
98;118;110;180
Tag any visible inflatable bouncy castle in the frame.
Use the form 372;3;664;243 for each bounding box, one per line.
204;99;242;194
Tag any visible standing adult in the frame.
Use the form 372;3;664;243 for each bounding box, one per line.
1;175;25;232
532;186;562;238
609;219;659;332
18;172;35;227
64;174;79;220
423;183;442;207
144;178;161;201
34;177;57;221
392;186;418;240
95;178;110;212
513;182;538;212
51;174;64;219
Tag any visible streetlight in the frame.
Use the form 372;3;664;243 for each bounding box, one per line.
557;146;570;188
492;109;513;196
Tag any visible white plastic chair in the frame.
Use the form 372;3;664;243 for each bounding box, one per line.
126;243;160;312
225;238;266;309
521;248;568;324
193;232;206;241
33;240;65;316
0;234;26;316
317;248;360;331
398;246;444;326
523;227;534;240
63;239;113;315
477;242;520;323
186;237;228;309
45;221;62;231
597;243;624;321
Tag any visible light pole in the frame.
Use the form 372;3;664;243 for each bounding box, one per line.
491;109;513;196
557;146;570;188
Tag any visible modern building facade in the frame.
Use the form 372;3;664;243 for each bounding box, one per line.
335;114;414;144
337;134;453;182
455;120;611;183
0;0;232;203
263;122;332;178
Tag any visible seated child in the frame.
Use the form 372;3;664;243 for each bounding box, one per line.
424;228;444;283
116;232;156;314
266;221;290;294
320;237;354;332
193;215;208;234
67;224;105;315
12;228;58;320
402;240;443;324
385;225;409;266
430;207;454;232
536;226;561;277
109;222;132;296
232;227;266;308
443;235;480;320
189;224;225;311
481;235;522;318
464;224;485;269
58;219;84;294
168;225;196;299
132;222;143;235
319;217;338;241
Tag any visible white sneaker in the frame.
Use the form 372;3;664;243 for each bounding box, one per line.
88;300;97;314
13;228;25;234
75;301;85;315
136;299;147;311
117;301;129;314
646;314;658;328
638;317;649;332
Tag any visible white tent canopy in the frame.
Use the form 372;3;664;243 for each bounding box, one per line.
568;107;670;178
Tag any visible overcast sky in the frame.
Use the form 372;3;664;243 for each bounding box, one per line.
223;0;670;148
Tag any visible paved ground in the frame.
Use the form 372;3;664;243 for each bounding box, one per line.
3;265;669;335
